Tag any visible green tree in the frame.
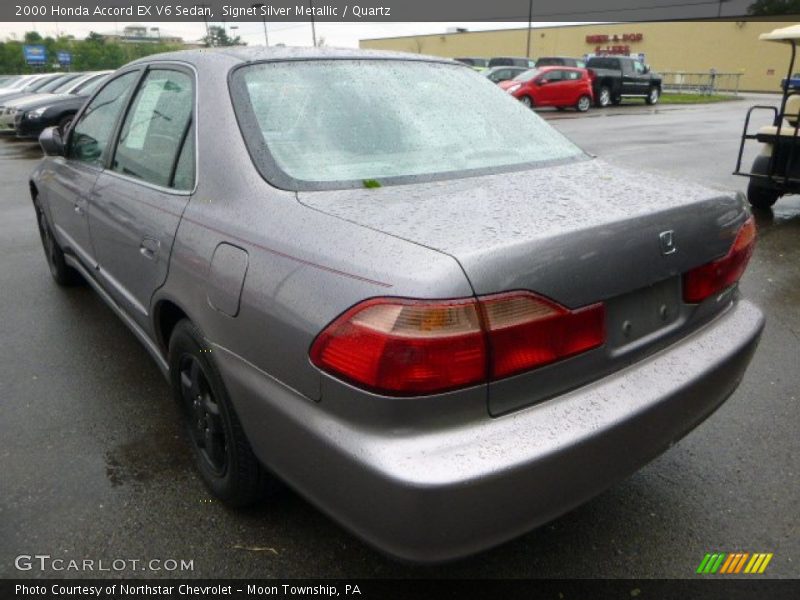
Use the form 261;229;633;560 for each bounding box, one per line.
24;31;43;43
748;0;800;14
202;25;244;47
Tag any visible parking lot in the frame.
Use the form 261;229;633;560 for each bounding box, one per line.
1;97;798;579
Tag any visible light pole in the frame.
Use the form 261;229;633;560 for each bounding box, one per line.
252;3;269;46
309;0;317;47
525;0;533;58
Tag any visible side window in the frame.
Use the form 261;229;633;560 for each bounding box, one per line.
112;69;194;188
634;61;645;75
576;60;586;68
68;71;139;165
544;70;563;82
172;124;195;191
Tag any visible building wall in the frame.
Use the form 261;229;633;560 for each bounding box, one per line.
361;21;800;92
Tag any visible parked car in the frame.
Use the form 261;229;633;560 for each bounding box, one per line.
535;56;586;68
585;55;662;107
488;56;536;68
454;57;488;69
16;73;112;139
0;73;65;105
499;66;594;111
484;65;528;84
31;48;763;563
0;74;92;133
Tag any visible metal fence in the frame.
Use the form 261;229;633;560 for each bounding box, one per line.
659;71;743;95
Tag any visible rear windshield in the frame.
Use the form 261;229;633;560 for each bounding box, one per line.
536;58;564;67
231;60;583;190
586;57;619;70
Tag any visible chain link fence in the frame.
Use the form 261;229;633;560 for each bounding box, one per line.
659;71;743;95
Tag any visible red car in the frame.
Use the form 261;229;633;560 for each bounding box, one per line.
499;66;594;112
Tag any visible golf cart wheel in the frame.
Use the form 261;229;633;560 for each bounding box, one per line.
747;179;780;210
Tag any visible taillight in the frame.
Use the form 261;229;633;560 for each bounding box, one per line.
482;292;606;378
683;216;756;303
309;298;487;395
310;293;606;395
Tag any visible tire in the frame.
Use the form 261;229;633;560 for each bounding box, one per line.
33;198;82;286
646;86;660;105
576;95;591;112
747;179;780;210
520;95;533;108
596;86;612;107
168;319;269;507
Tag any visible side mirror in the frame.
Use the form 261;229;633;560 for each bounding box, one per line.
643;64;651;74
39;126;65;157
536;78;546;86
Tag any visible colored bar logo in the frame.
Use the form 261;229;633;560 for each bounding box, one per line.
696;552;773;574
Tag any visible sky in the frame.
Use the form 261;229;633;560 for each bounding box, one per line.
0;21;574;47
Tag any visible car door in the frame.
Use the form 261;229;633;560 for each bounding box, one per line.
535;70;562;105
562;70;583;104
631;60;651;94
47;71;140;268
87;66;195;329
619;60;639;95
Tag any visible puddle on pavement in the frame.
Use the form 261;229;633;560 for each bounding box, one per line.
105;427;193;487
0;139;43;160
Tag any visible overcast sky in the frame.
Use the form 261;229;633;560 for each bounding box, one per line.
0;21;580;47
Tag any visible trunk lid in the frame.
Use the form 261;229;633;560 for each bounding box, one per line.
297;158;746;307
298;158;750;414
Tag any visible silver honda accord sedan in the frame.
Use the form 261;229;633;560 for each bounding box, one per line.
30;47;764;562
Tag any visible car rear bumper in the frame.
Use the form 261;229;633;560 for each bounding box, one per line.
216;298;764;563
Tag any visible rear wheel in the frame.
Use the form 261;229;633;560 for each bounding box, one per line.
169;319;270;507
576;95;591;112
520;95;533;108
33;198;81;286
646;86;660;105
597;86;611;107
747;179;780;210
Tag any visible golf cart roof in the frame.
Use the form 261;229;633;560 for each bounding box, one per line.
760;24;800;43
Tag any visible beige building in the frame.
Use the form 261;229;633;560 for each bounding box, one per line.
361;21;800;92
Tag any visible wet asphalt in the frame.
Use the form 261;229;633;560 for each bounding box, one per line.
0;97;798;579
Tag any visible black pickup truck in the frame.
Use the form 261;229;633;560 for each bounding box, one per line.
585;56;662;107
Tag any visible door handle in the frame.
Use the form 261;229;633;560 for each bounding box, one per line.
139;237;160;260
73;197;87;215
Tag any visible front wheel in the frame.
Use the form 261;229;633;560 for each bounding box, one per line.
169;320;271;507
646;86;660;105
576;95;591;112
519;95;533;108
596;86;612;107
34;199;81;286
747;179;780;210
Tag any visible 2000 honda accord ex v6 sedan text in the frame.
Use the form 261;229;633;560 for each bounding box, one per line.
30;48;764;562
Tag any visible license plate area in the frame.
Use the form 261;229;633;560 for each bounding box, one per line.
606;276;682;351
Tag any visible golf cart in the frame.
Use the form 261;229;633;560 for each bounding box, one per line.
735;24;800;209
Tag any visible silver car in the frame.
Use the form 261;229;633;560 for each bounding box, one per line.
30;48;764;563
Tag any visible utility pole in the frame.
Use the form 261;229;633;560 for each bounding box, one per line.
309;0;317;47
251;3;269;46
525;0;533;58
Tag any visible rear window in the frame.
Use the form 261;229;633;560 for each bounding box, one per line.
586;57;619;70
230;60;584;190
